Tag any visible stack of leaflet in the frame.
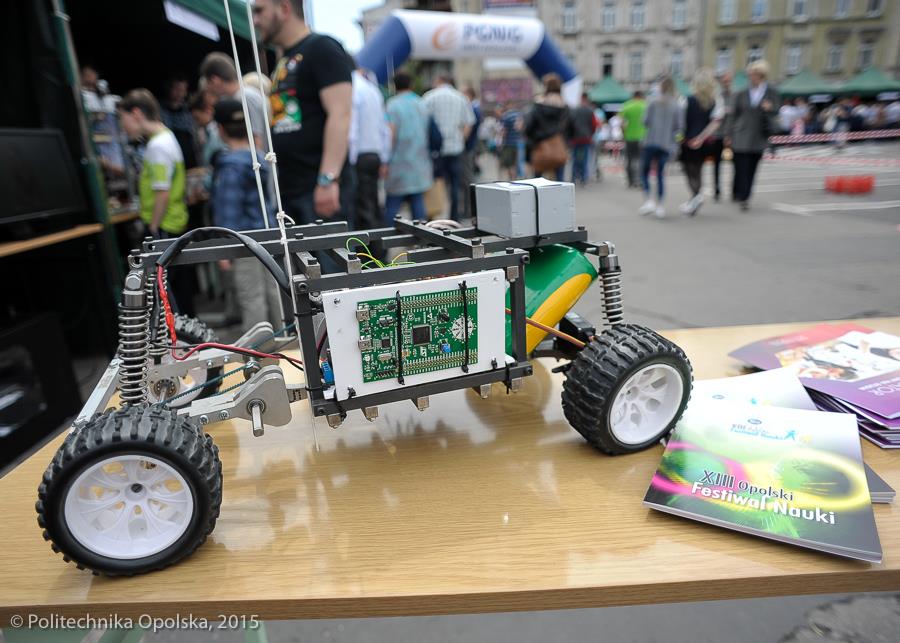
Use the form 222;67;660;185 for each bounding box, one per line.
729;323;900;449
643;369;889;563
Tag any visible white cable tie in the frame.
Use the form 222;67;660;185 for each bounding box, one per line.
252;162;261;171
265;152;277;163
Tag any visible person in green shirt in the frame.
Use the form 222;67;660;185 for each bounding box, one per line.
118;89;188;237
619;91;647;188
118;88;194;316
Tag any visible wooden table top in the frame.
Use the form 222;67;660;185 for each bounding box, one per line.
2;318;899;621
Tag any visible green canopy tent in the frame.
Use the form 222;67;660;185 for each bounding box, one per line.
588;76;632;106
170;0;255;41
779;70;837;98
838;68;900;97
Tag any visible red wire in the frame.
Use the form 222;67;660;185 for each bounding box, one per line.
156;265;177;346
155;264;302;367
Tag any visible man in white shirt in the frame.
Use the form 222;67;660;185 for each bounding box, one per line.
349;69;390;230
423;76;476;221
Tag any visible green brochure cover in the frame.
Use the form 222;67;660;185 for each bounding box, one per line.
644;401;882;563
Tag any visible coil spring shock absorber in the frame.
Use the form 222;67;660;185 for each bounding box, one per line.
118;256;151;405
598;253;624;327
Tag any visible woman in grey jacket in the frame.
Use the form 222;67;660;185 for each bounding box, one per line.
723;60;780;210
638;77;684;219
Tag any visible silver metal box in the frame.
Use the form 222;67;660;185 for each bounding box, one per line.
474;178;576;238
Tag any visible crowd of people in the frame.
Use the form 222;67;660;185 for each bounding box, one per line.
94;0;898;326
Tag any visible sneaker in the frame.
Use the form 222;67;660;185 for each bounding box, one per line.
690;194;704;216
739;200;750;212
679;200;693;214
639;199;656;215
654;205;666;219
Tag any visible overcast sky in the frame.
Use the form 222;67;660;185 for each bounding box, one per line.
310;0;380;53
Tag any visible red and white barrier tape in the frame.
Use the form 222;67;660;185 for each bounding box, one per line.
600;129;900;151
768;129;900;144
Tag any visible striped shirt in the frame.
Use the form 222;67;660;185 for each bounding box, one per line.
423;85;476;156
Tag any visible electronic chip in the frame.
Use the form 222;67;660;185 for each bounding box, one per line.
380;337;392;349
412;325;431;345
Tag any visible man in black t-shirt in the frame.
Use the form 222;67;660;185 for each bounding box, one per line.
252;0;353;228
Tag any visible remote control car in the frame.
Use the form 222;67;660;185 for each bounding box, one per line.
36;178;692;575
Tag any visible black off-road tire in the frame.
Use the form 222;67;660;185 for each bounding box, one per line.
562;324;693;455
36;405;222;576
152;314;223;406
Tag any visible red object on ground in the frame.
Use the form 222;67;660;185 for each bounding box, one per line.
824;175;875;194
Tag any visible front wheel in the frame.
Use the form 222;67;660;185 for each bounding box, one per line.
36;405;222;575
562;324;692;455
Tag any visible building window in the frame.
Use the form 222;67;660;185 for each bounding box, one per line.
751;0;768;22
562;0;577;34
858;43;875;69
602;1;616;31
719;0;737;24
629;51;643;82
631;0;646;31
786;44;803;74
791;0;808;20
826;44;843;72
747;45;764;65
835;0;850;17
671;49;684;78
866;0;883;16
716;47;733;75
672;0;687;28
602;53;615;78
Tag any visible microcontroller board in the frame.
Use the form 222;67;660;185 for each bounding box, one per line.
322;270;507;401
356;286;477;384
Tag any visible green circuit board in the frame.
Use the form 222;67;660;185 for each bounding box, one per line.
356;286;478;383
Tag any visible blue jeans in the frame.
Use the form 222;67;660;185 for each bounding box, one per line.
572;143;592;184
384;193;426;225
640;145;670;200
435;154;462;221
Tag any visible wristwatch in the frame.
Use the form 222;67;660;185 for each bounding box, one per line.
317;172;338;187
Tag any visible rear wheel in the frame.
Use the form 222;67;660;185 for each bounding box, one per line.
562;324;692;455
36;405;222;575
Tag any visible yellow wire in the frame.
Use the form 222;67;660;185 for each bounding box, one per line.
390;251;409;263
355;251;385;268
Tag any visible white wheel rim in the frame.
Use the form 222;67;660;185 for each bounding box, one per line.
64;455;194;560
608;363;684;445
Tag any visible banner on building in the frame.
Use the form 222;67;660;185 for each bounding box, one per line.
481;77;534;104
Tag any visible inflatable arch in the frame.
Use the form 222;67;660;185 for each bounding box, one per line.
356;10;582;106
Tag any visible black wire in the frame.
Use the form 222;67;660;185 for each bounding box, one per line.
151;342;303;370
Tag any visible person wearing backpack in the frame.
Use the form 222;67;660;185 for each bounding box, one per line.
524;73;571;181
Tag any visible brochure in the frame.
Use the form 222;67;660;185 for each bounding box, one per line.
644;401;883;563
729;324;900;419
692;370;893;501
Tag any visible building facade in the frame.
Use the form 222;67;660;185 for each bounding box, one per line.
537;0;704;90
701;0;900;82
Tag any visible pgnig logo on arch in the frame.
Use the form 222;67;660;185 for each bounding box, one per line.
431;21;526;54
